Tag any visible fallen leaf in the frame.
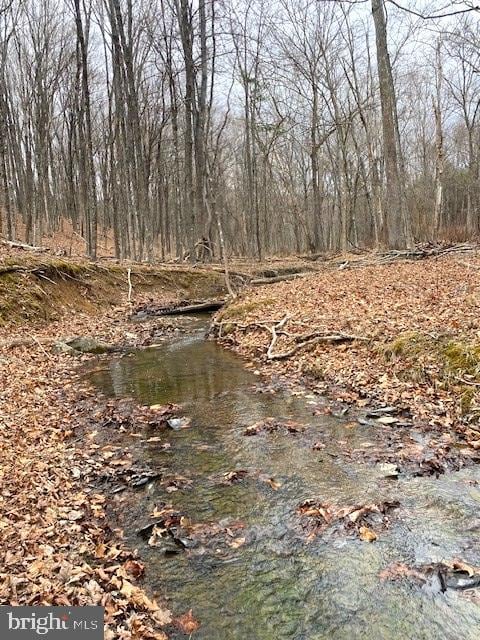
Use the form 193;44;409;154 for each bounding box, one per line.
175;609;200;634
123;559;145;579
152;608;173;626
120;579;160;611
359;526;377;542
265;477;281;490
227;537;246;549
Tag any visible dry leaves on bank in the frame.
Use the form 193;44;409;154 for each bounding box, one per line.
217;254;480;468
0;301;200;638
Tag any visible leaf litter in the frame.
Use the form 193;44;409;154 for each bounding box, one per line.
0;298;202;637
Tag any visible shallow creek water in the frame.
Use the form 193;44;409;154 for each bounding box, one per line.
89;316;480;639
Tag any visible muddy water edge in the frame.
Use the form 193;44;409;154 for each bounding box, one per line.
87;313;480;640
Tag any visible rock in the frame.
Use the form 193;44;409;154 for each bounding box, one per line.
63;336;115;354
129;472;160;488
445;570;480;590
52;342;76;355
366;406;398;417
376;416;398;425
167;417;192;430
377;462;399;478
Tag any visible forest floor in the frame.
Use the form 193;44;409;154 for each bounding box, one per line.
2;245;480;638
215;250;480;476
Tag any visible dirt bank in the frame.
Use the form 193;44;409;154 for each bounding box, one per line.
0;250;228;326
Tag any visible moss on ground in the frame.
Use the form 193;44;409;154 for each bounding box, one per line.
381;331;480;414
217;298;274;321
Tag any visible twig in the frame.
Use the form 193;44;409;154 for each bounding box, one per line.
127;268;133;304
455;376;480;387
32;336;54;361
36;272;57;285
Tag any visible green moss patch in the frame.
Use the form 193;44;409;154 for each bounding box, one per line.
381;331;480;414
218;298;274;321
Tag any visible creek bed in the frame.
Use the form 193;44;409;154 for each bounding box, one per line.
89;316;480;639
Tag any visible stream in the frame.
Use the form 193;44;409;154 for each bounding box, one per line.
89;315;480;639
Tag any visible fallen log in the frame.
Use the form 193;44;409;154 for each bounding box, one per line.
142;300;225;317
251;272;313;286
0;336;54;349
1;239;49;252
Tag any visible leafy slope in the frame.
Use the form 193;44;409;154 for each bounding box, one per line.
217;254;480;448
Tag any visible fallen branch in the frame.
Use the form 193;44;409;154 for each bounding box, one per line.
455;376;480;387
0;336;54;349
457;261;480;270
210;317;282;339
0;264;29;275
263;315;367;360
127;267;133;304
212;316;367;359
267;332;367;360
212;314;369;360
266;315;290;359
32;335;54;361
332;243;479;272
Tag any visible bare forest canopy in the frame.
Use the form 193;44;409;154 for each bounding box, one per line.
0;0;479;262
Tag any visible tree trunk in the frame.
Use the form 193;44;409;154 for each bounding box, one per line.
371;0;412;249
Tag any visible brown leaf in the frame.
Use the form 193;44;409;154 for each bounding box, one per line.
261;476;281;490
359;526;377;542
175;610;200;634
120;579;160;611
152;609;173;626
123;559;145;579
